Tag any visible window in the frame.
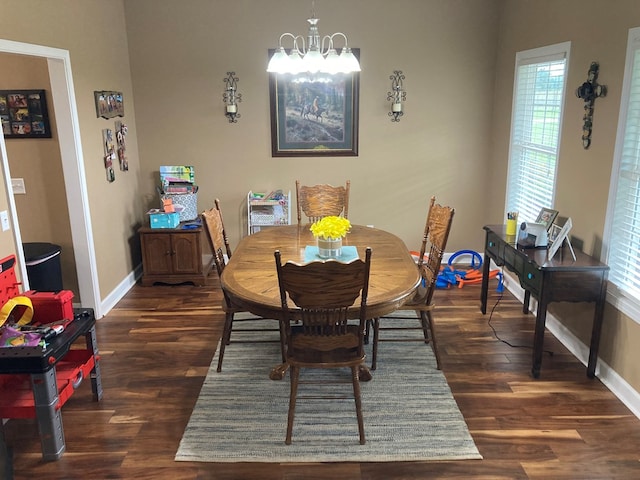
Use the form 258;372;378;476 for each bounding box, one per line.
505;43;570;223
603;27;640;321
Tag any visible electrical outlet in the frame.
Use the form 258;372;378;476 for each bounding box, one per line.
0;211;10;232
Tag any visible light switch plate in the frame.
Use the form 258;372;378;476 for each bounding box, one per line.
11;178;26;194
0;211;10;232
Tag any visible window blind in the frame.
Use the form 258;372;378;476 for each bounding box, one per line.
606;29;640;303
506;44;568;223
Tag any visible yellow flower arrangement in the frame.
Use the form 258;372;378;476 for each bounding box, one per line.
310;216;351;239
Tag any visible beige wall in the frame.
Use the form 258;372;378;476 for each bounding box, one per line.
0;0;142;302
490;0;640;390
124;0;500;252
0;54;79;296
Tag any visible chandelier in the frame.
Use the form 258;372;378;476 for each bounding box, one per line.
267;9;360;75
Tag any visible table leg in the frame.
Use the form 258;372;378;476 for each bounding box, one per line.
269;363;289;380
0;421;12;479
480;252;490;314
30;369;65;461
531;301;548;379
85;326;103;401
523;290;531;314
358;364;372;382
587;293;607;378
269;363;372;382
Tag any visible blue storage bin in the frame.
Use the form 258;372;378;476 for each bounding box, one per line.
149;212;180;229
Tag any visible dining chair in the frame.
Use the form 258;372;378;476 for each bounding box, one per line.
295;180;350;224
369;196;454;371
274;247;372;445
201;199;281;372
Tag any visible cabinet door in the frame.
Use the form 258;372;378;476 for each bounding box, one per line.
141;233;173;275
172;232;202;274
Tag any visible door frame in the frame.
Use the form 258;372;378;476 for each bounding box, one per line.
0;39;100;316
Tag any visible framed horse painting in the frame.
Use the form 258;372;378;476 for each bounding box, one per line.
268;48;359;157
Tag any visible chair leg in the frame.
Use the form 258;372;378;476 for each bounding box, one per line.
351;366;366;445
422;310;441;369
278;321;287;363
216;312;234;372
371;317;380;370
419;311;431;344
285;365;299;445
364;319;371;345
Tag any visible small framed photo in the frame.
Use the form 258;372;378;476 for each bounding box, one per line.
94;91;124;119
535;208;559;231
548;223;562;243
0;89;52;138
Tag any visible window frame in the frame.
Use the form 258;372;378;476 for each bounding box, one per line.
505;42;571;223
602;26;640;323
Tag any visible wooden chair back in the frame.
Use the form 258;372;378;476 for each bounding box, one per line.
416;196;455;306
275;248;371;362
296;180;350;224
201;199;232;277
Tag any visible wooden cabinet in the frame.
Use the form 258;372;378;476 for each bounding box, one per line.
139;226;212;286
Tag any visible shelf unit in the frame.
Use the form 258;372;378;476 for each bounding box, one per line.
247;190;291;235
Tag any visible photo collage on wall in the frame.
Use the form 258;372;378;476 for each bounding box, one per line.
95;90;127;182
0;89;52;139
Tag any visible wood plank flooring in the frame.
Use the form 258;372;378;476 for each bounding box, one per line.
4;278;640;479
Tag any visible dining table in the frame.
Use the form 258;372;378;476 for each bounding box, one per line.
220;224;421;379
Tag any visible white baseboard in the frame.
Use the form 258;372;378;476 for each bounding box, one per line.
501;272;640;420
98;263;143;319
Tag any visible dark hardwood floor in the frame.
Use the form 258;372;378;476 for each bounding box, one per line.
4;277;640;479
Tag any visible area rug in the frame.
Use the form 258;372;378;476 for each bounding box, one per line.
175;314;482;463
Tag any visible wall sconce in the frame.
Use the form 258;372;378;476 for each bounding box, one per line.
223;71;241;123
387;70;406;122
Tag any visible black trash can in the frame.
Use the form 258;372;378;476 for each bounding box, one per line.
22;242;63;292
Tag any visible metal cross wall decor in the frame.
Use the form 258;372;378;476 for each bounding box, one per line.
575;62;607;149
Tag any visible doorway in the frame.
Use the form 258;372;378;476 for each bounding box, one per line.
0;39;100;316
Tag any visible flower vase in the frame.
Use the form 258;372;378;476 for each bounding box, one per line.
317;237;343;259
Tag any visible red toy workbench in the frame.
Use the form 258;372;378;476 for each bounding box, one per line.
0;254;102;461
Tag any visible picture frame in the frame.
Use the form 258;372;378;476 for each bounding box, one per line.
0;89;52;138
535;207;559;231
268;49;359;157
548;217;576;261
94;91;124;119
548;223;563;244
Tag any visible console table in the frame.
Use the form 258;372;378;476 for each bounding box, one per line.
0;309;102;460
480;225;609;379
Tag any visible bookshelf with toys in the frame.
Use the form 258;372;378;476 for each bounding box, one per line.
247;190;291;234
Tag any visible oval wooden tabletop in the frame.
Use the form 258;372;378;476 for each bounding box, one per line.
221;224;421;319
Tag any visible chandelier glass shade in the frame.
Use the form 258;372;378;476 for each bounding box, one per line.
267;16;360;75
